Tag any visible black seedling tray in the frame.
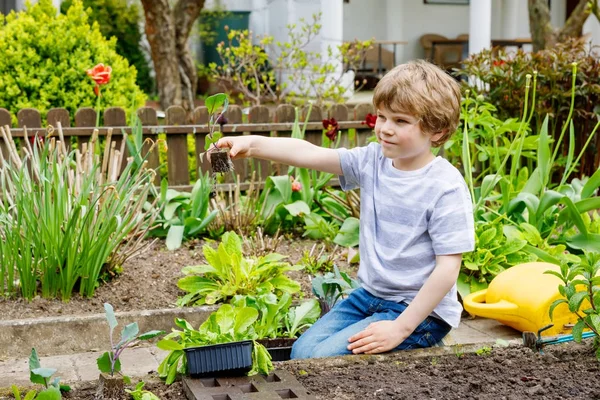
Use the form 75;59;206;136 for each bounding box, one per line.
257;338;296;361
184;340;253;377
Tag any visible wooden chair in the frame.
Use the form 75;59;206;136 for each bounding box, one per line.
420;33;466;70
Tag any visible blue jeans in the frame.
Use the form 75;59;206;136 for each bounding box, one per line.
291;288;451;359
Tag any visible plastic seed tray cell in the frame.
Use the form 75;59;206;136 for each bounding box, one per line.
182;369;317;400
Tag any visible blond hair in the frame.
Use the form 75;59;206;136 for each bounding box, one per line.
372;60;461;147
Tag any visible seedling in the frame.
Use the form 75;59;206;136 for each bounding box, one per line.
125;381;160;400
203;93;233;173
97;303;164;378
11;348;71;399
475;346;492;356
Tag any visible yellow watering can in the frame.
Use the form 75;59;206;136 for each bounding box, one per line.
463;262;582;337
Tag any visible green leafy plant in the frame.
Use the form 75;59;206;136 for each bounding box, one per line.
311;265;360;315
231;292;320;339
0;127;159;300
156;304;273;384
11;348;71;400
176;231;302;306
151;173;218;250
125;381;160;400
547;251;600;359
457;216;536;299
457;38;600;180
97;303;164;378
475;346;492;356
299;243;339;275
0;0;145;124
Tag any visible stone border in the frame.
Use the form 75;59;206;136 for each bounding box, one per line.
0;306;218;359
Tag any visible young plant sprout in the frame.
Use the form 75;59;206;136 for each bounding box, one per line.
203;93;234;173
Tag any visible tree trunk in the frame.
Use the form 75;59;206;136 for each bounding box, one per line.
528;0;592;51
141;0;205;112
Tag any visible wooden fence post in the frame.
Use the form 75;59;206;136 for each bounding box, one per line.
165;105;190;185
74;107;97;150
192;106;209;178
0;108;12;162
104;107;128;172
47;108;72;152
136;107;160;184
273;104;296;175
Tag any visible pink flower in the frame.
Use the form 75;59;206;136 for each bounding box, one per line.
291;181;302;192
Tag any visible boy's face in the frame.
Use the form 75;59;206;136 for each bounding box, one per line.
375;106;442;170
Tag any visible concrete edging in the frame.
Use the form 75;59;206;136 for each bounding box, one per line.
0;306;218;359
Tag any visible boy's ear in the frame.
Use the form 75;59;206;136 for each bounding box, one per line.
430;129;448;143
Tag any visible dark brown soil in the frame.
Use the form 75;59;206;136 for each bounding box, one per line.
282;341;600;400
51;341;600;399
0;238;345;320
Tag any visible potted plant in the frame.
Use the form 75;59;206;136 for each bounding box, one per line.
231;292;321;361
157;304;273;384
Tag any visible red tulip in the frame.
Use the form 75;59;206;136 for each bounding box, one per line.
86;63;112;85
322;118;339;141
362;113;376;129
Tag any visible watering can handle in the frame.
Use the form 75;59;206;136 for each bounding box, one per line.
463;289;519;319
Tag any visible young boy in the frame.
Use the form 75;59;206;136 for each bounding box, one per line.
216;60;475;358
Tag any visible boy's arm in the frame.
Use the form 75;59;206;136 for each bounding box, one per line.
216;135;343;175
347;254;462;354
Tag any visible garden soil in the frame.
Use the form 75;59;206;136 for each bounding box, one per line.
0;238;346;320
58;341;599;399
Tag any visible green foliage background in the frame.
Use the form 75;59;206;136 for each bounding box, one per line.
0;0;146;124
60;0;154;94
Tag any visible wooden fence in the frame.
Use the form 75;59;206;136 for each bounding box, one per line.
0;103;375;189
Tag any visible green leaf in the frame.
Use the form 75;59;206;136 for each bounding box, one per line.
581;167;600;199
29;348;46;386
116;322;139;349
548;298;567;320
166;225;185;250
138;330;165;341
156;339;184;351
23;391;36;400
283;200;310;217
104;303;118;333
30;368;56;379
205;93;228;115
572;319;585;342
96;352;113;374
36;387;61;400
270;175;292;203
333;217;360;247
568;291;589;313
287;299;320;337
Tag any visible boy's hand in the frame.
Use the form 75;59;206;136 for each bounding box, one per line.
215;136;253;159
347;320;412;354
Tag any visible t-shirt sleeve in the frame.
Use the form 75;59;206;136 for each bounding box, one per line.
428;183;475;255
336;144;373;191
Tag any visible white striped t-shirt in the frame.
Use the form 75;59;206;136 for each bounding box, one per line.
337;142;475;327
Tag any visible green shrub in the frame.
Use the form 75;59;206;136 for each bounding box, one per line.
61;0;154;94
0;0;146;125
456;38;600;179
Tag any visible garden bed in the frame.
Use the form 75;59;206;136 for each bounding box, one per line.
49;341;600;399
0;237;340;321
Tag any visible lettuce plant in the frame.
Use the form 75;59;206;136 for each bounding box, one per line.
157;304;273;385
312;265;360;315
176;231;302;306
231;292;321;339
